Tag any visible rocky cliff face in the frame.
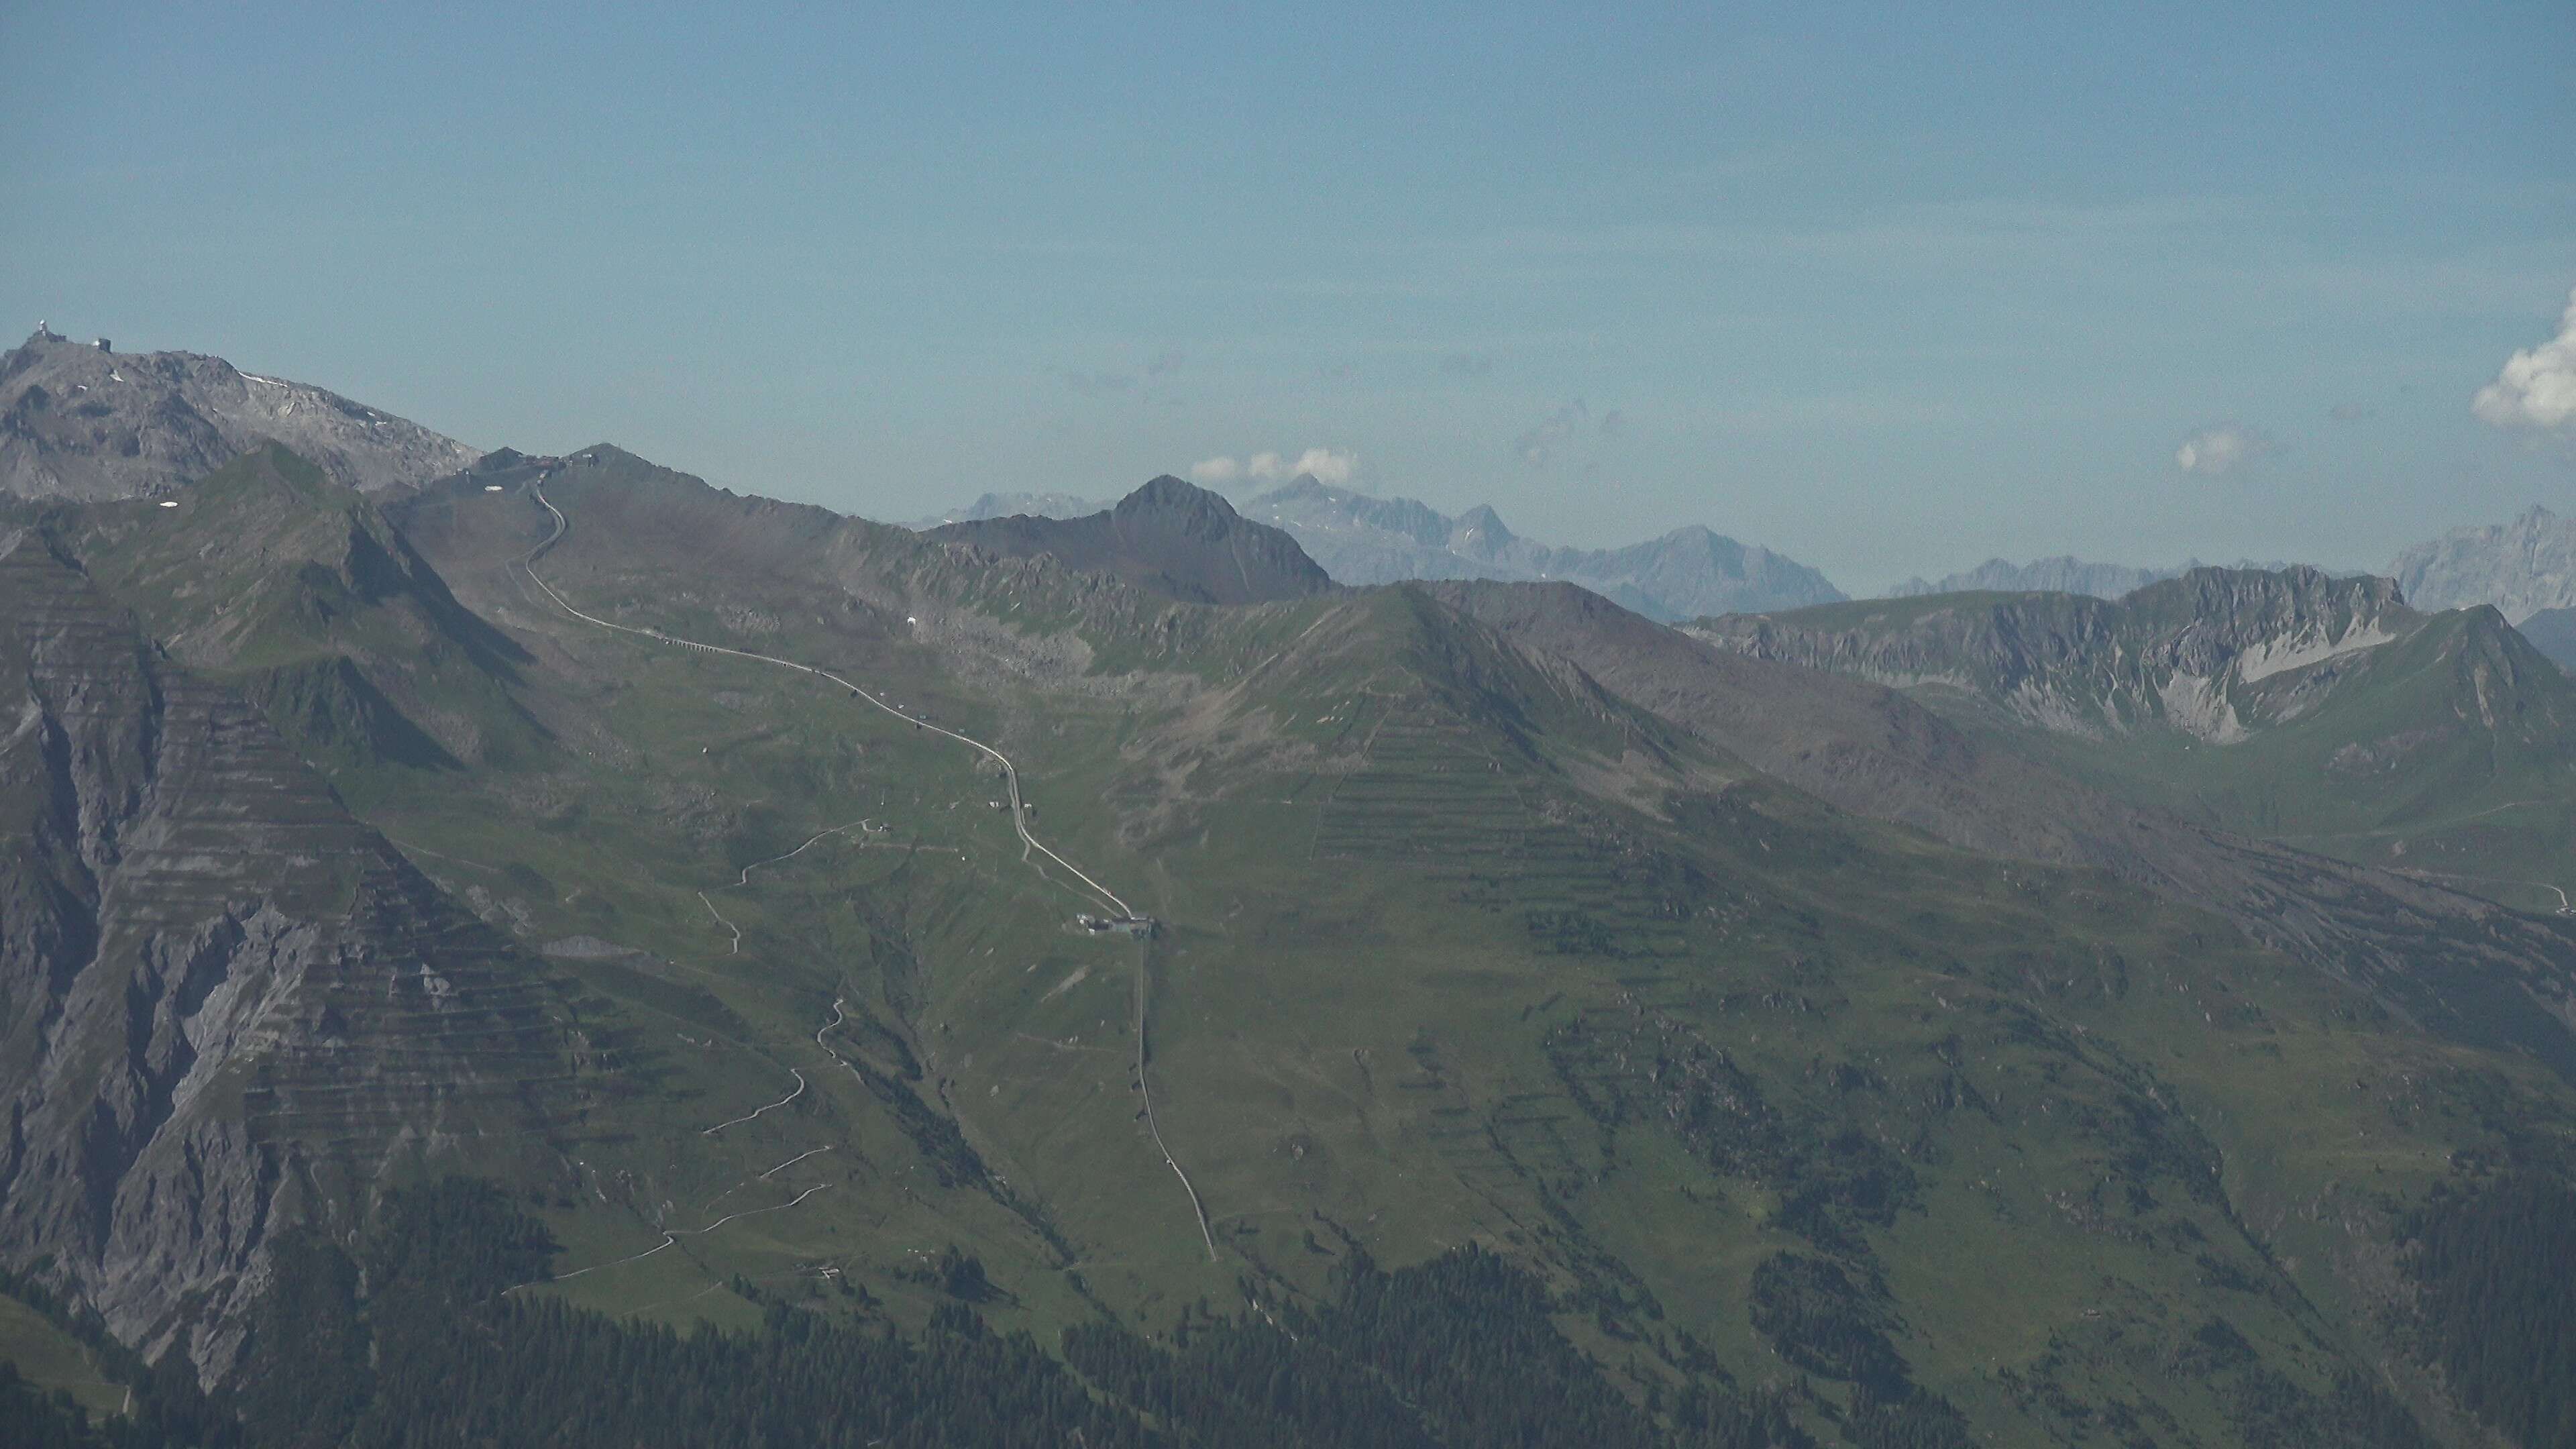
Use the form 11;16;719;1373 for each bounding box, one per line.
2391;504;2576;624
0;532;583;1380
1244;476;1845;619
1697;567;2421;743
0;329;476;502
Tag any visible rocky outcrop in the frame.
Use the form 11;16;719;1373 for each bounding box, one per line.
1243;476;1844;620
1697;567;2419;743
0;329;476;501
2391;504;2576;624
0;533;582;1380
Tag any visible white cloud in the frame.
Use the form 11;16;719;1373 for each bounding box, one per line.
1187;447;1358;487
2174;423;2279;476
1287;447;1357;484
1515;398;1589;468
2473;287;2576;431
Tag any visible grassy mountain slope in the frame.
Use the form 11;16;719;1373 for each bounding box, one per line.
11;446;2576;1444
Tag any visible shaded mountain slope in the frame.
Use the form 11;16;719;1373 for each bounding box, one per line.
1426;578;2576;1072
1246;475;1844;619
2516;605;2576;673
0;329;475;502
16;444;549;773
0;532;590;1377
926;475;1336;604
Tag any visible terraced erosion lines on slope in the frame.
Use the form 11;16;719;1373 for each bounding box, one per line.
520;476;1131;919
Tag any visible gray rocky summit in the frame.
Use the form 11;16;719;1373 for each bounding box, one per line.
0;326;476;500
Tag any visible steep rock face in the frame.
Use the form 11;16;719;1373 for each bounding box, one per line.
0;533;581;1377
0;329;476;502
926;475;1336;604
2392;504;2576;623
1245;476;1845;619
1697;567;2421;743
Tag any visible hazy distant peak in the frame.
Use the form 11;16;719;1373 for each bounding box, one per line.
1450;504;1515;543
2390;504;2576;623
1250;484;1841;620
1887;555;2178;600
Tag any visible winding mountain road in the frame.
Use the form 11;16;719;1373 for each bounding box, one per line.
521;474;1130;919
516;473;1214;1267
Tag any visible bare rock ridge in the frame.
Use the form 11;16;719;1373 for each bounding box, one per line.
0;327;476;502
1245;474;1845;620
0;530;584;1378
1699;566;2434;744
924;474;1336;605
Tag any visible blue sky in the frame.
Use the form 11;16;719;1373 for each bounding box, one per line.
4;3;2571;590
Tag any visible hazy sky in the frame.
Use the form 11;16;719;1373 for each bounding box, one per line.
5;3;2572;591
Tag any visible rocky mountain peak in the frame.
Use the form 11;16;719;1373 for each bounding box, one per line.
924;474;1334;604
0;331;476;502
1114;474;1242;539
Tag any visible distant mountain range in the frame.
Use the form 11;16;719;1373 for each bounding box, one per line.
907;476;1847;621
1886;554;2326;600
907;490;1107;529
1236;476;1845;620
0;327;476;500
